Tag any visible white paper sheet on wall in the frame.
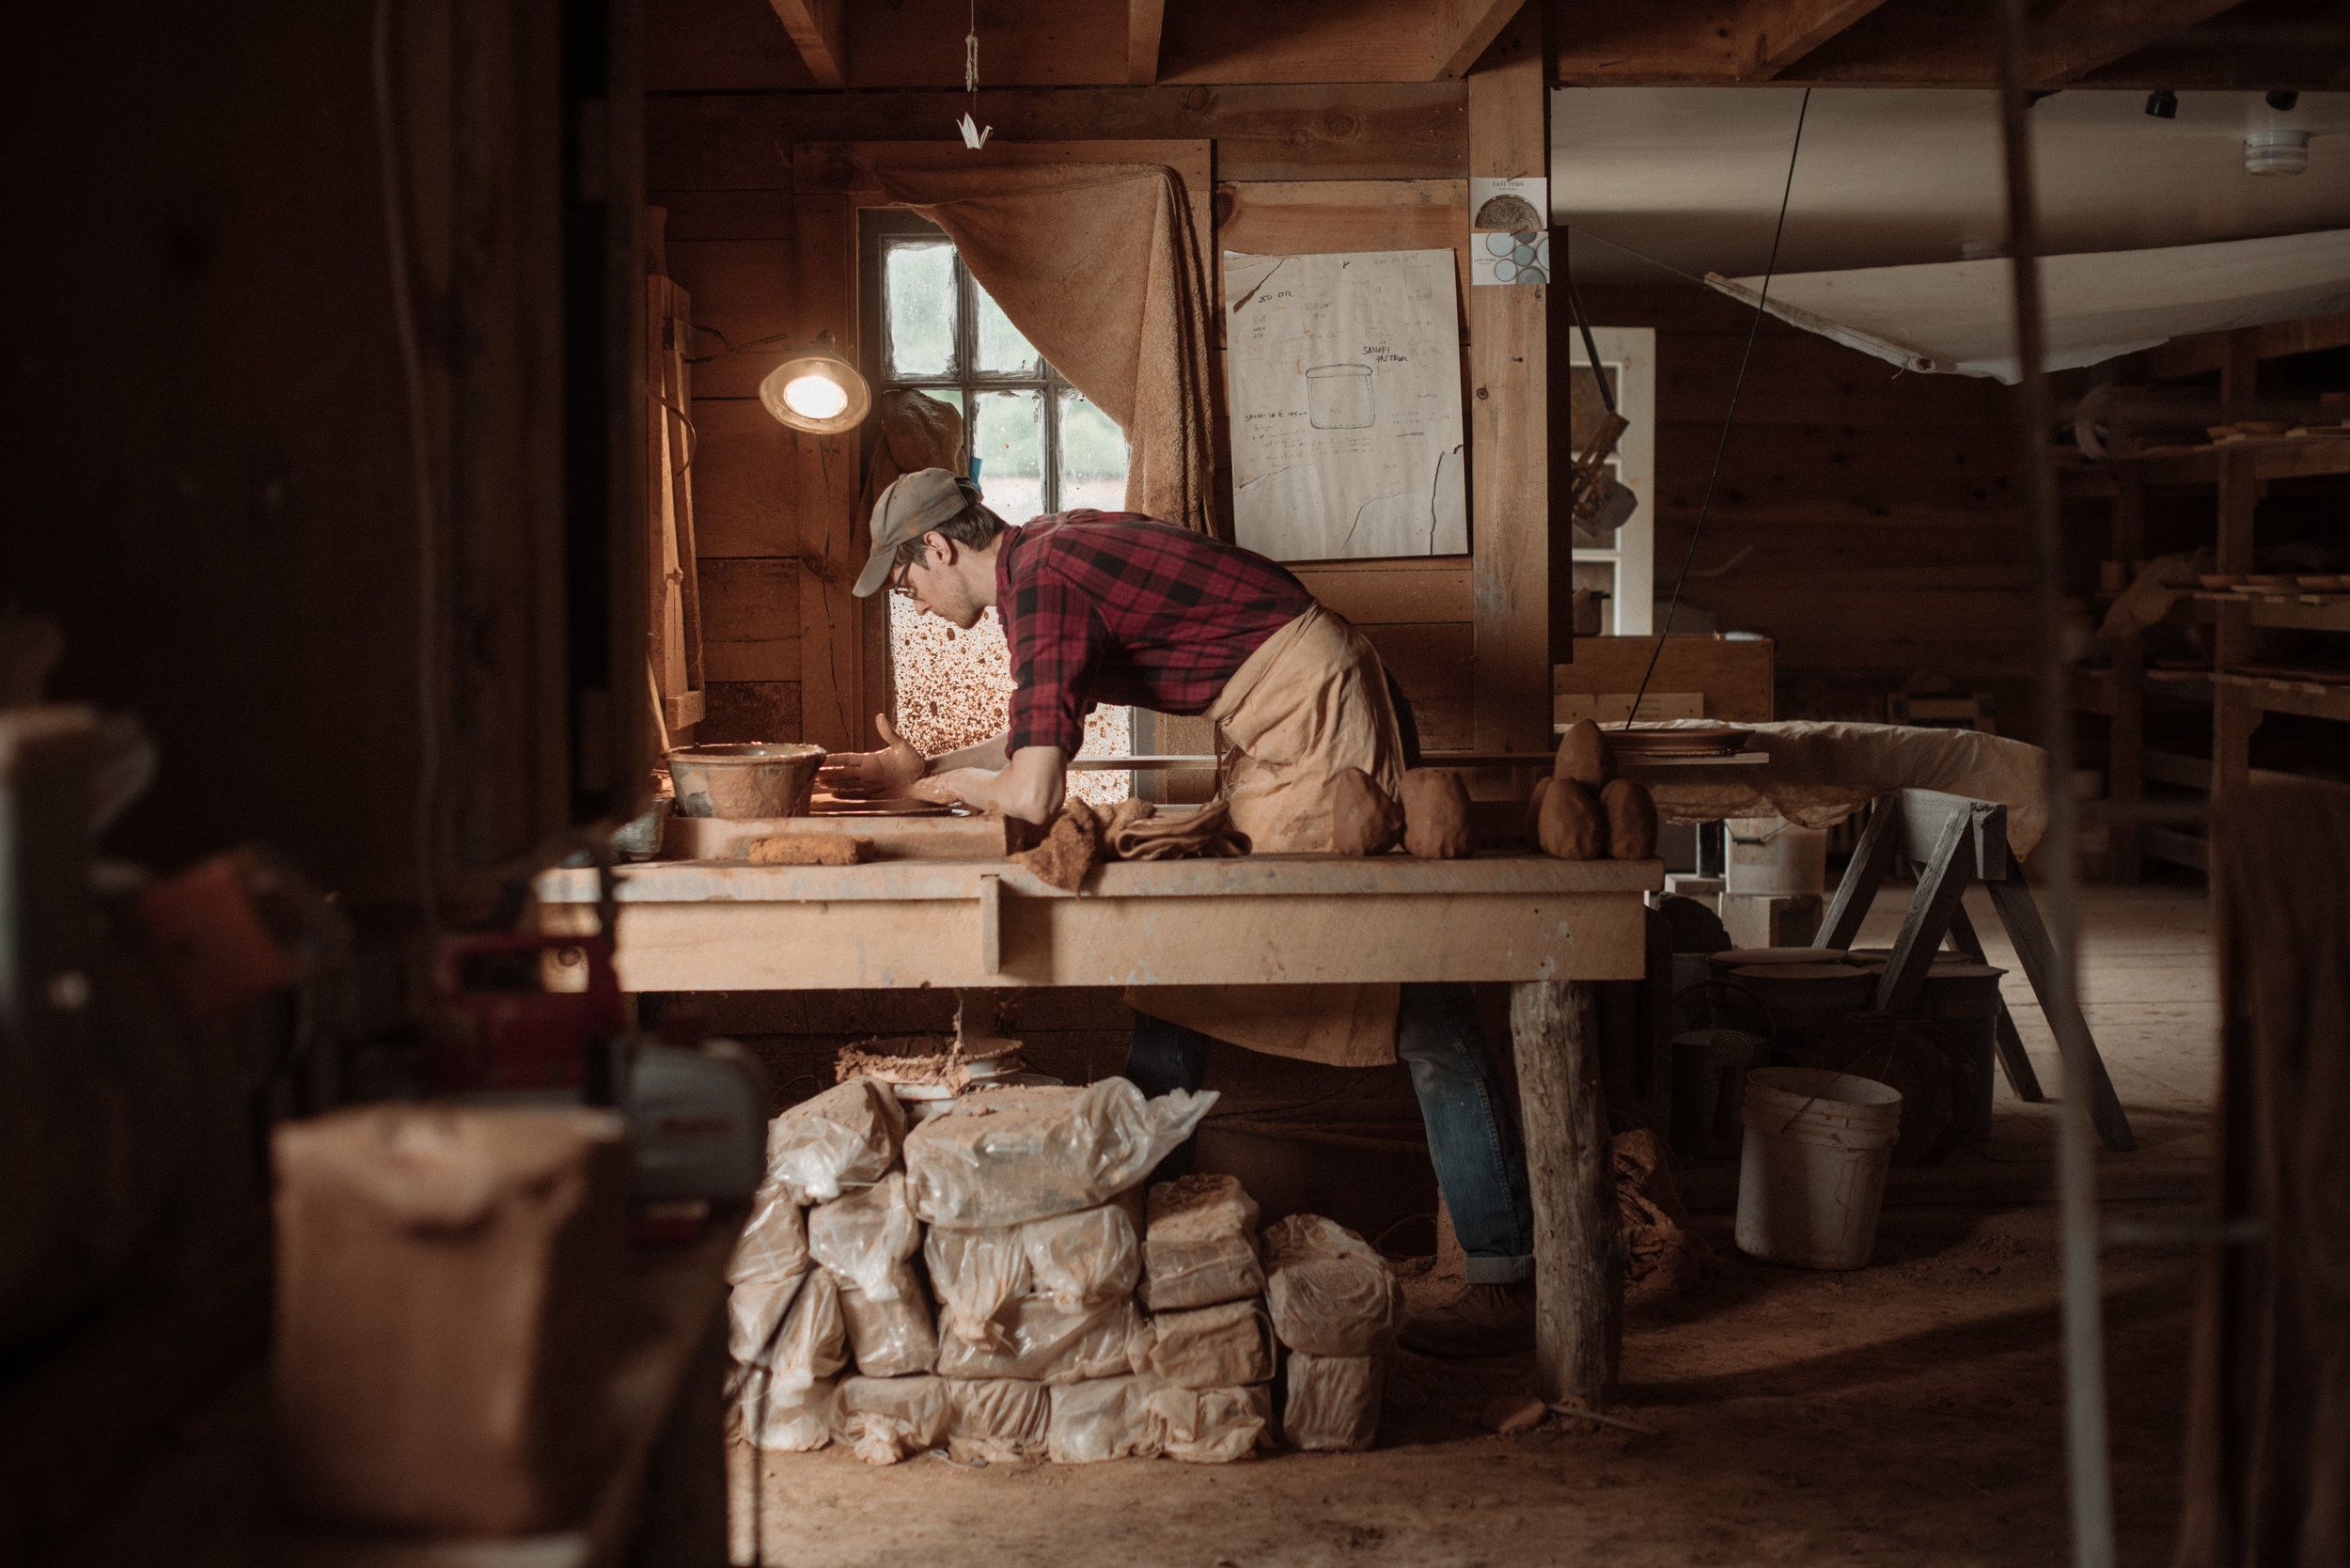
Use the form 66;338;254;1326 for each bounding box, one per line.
1222;248;1467;562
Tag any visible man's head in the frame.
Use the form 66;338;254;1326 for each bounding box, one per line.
852;467;1009;630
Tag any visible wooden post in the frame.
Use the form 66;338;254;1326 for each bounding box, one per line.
1467;13;1553;754
1508;979;1621;1406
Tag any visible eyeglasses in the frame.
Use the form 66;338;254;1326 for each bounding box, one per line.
887;557;917;600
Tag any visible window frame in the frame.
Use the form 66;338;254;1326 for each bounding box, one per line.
861;209;1099;518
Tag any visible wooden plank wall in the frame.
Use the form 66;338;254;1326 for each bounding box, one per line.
1579;282;2035;725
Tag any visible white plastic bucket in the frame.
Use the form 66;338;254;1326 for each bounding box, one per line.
1733;1067;1904;1270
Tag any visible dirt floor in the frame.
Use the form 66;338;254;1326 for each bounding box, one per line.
729;881;2213;1568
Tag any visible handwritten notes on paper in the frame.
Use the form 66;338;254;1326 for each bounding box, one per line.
1223;248;1467;562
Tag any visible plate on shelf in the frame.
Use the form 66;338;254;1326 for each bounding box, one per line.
1601;724;1755;758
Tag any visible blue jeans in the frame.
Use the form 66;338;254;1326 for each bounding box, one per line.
1125;982;1535;1285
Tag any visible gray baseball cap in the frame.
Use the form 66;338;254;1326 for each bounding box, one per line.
853;467;983;598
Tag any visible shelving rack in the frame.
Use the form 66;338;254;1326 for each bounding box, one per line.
2063;312;2350;881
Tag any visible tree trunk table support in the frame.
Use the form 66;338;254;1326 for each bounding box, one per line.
535;852;1658;1407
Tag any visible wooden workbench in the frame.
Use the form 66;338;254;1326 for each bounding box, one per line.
535;853;1663;1407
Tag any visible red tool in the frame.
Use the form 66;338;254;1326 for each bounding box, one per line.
424;933;627;1093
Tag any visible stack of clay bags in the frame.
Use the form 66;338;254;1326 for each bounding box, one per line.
1261;1215;1405;1450
727;1076;1217;1466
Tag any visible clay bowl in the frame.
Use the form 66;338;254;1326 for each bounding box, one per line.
667;743;827;819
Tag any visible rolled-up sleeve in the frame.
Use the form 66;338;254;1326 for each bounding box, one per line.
1003;561;1104;756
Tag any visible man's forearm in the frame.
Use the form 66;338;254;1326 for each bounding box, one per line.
928;731;1010;773
948;745;1067;825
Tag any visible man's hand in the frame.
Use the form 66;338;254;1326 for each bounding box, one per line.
904;747;1067;825
816;713;926;798
908;768;995;808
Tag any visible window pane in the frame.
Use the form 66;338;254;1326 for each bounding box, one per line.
973;284;1041;378
884;243;956;379
1056;390;1129;514
971;389;1044;523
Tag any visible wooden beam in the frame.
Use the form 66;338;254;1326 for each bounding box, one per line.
1433;0;1528;79
1128;0;1166;83
1467;10;1552;753
766;0;846;88
1743;0;1891;79
2022;0;2250;87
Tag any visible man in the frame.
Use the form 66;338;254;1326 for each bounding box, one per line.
822;468;1538;1356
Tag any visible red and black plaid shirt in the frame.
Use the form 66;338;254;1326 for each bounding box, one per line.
996;511;1312;755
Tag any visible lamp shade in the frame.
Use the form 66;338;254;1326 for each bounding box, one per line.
758;353;873;434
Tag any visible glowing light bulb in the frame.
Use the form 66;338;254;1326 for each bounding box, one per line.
781;372;850;420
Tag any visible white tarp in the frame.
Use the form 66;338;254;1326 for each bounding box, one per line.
1706;228;2350;383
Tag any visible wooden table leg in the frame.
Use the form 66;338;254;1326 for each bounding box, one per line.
1510;980;1622;1407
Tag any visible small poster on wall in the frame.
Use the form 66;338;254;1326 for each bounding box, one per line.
1469;175;1550;286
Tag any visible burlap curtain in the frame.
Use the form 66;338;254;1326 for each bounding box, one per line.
875;163;1226;541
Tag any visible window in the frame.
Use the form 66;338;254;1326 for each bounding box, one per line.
861;213;1132;803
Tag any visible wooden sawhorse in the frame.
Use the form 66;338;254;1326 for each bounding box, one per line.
1815;788;2137;1152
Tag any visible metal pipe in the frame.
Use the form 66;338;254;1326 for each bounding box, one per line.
1991;5;2116;1566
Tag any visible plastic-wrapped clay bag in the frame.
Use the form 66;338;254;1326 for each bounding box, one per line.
1139;1174;1262;1311
727;1183;809;1366
838;1263;938;1378
1023;1201;1142;1309
1281;1351;1385;1452
1127;1299;1276;1388
807;1172;921;1300
732;1369;834;1453
762;1267;847;1394
767;1080;905;1206
1045;1375;1165;1465
832;1374;948;1466
905;1080;1215;1231
1262;1215;1404;1356
934;1295;1138;1385
1148;1383;1272;1465
924;1224;1030;1351
944;1377;1050;1465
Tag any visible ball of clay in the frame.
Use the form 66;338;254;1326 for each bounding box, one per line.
1399;769;1473;859
1535;779;1605;860
1553;719;1609;789
1525;775;1556;846
1600;778;1658;861
1327;767;1404;856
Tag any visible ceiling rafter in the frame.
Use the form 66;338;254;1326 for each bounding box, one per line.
1128;0;1167;84
767;0;846;89
2021;0;2253;87
1434;0;1530;79
1743;0;1892;79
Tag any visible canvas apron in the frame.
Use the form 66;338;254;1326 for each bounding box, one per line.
1126;604;1407;1068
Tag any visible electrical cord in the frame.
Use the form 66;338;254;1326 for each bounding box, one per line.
1620;88;1813;729
371;0;441;933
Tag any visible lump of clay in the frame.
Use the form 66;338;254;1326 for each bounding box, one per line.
944;1377;1050;1464
1281;1352;1385;1452
727;1182;810;1366
1554;718;1609;788
1045;1374;1165;1465
1127;1298;1276;1388
758;1266;847;1394
838;1263;938;1377
923;1224;1030;1350
933;1294;1139;1385
832;1374;949;1466
1139;1174;1262;1312
904;1080;1214;1231
746;835;870;866
1147;1383;1272;1465
1022;1201;1142;1309
1525;775;1556;847
1261;1215;1404;1356
1601;777;1658;861
1399;769;1474;860
766;1079;905;1206
1326;767;1403;856
1010;796;1104;892
1536;779;1605;861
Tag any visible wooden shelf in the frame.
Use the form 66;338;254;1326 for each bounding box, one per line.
2122;432;2350;487
2186;590;2350;633
2215;670;2350;723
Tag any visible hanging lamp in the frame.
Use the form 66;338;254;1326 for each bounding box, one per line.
758;334;871;434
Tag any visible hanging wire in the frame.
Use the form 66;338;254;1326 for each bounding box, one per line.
1620;88;1813;729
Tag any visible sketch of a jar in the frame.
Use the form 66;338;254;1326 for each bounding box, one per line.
1306;363;1374;430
